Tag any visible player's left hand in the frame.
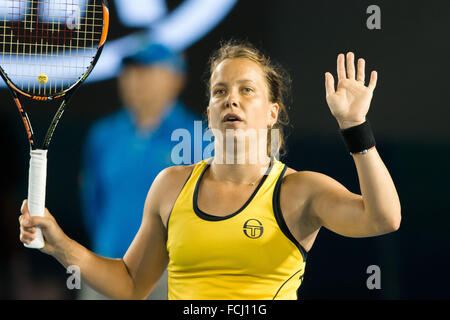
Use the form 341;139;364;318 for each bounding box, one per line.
324;52;377;129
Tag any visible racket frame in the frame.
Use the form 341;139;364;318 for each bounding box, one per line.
0;0;110;249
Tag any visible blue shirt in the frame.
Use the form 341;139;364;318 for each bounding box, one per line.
81;101;202;257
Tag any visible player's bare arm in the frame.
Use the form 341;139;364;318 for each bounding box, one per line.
288;52;401;238
19;201;136;299
18;165;193;299
122;165;194;299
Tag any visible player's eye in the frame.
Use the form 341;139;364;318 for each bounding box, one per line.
242;87;254;93
213;88;225;95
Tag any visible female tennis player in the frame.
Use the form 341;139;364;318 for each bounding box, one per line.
19;41;401;300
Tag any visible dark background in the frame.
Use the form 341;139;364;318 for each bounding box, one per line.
1;0;449;299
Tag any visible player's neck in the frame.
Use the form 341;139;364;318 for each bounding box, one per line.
212;134;270;165
210;153;271;186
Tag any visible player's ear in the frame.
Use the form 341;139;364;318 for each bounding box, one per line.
268;103;279;127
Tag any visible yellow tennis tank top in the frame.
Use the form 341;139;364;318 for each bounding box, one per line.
166;158;307;300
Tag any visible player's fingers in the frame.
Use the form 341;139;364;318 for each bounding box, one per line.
19;224;36;238
19;214;32;228
29;216;52;230
21;224;36;233
346;52;355;80
20;230;35;244
20;199;30;217
20;200;54;226
337;53;346;81
368;71;378;91
20;214;51;230
356;58;365;83
325;72;335;97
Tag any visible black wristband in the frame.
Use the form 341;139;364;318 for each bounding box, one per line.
339;120;376;154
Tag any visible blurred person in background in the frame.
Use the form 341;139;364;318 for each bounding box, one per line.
79;43;201;299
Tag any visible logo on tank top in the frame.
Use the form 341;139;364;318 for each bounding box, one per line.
243;219;264;239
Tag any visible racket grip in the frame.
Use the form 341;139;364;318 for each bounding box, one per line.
24;149;48;249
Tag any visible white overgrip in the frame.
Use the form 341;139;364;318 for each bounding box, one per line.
24;149;48;249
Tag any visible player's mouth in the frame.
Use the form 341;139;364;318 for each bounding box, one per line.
222;113;243;123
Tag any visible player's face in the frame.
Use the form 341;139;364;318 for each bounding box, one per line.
208;58;279;134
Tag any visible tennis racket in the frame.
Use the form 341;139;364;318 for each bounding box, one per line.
0;0;109;249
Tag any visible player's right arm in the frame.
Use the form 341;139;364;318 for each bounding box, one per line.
18;166;187;300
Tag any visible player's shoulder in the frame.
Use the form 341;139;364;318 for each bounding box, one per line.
281;166;333;195
283;166;332;183
150;162;198;196
145;163;198;216
157;163;196;183
283;167;326;179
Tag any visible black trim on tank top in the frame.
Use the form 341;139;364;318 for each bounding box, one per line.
193;160;272;221
272;268;303;300
273;165;308;262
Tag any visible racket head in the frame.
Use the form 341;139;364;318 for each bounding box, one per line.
0;0;109;100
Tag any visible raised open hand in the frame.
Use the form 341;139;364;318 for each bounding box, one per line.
325;52;377;129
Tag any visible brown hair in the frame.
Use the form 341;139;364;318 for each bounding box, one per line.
205;39;292;158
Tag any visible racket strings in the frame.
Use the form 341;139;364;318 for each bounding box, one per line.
0;0;103;96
